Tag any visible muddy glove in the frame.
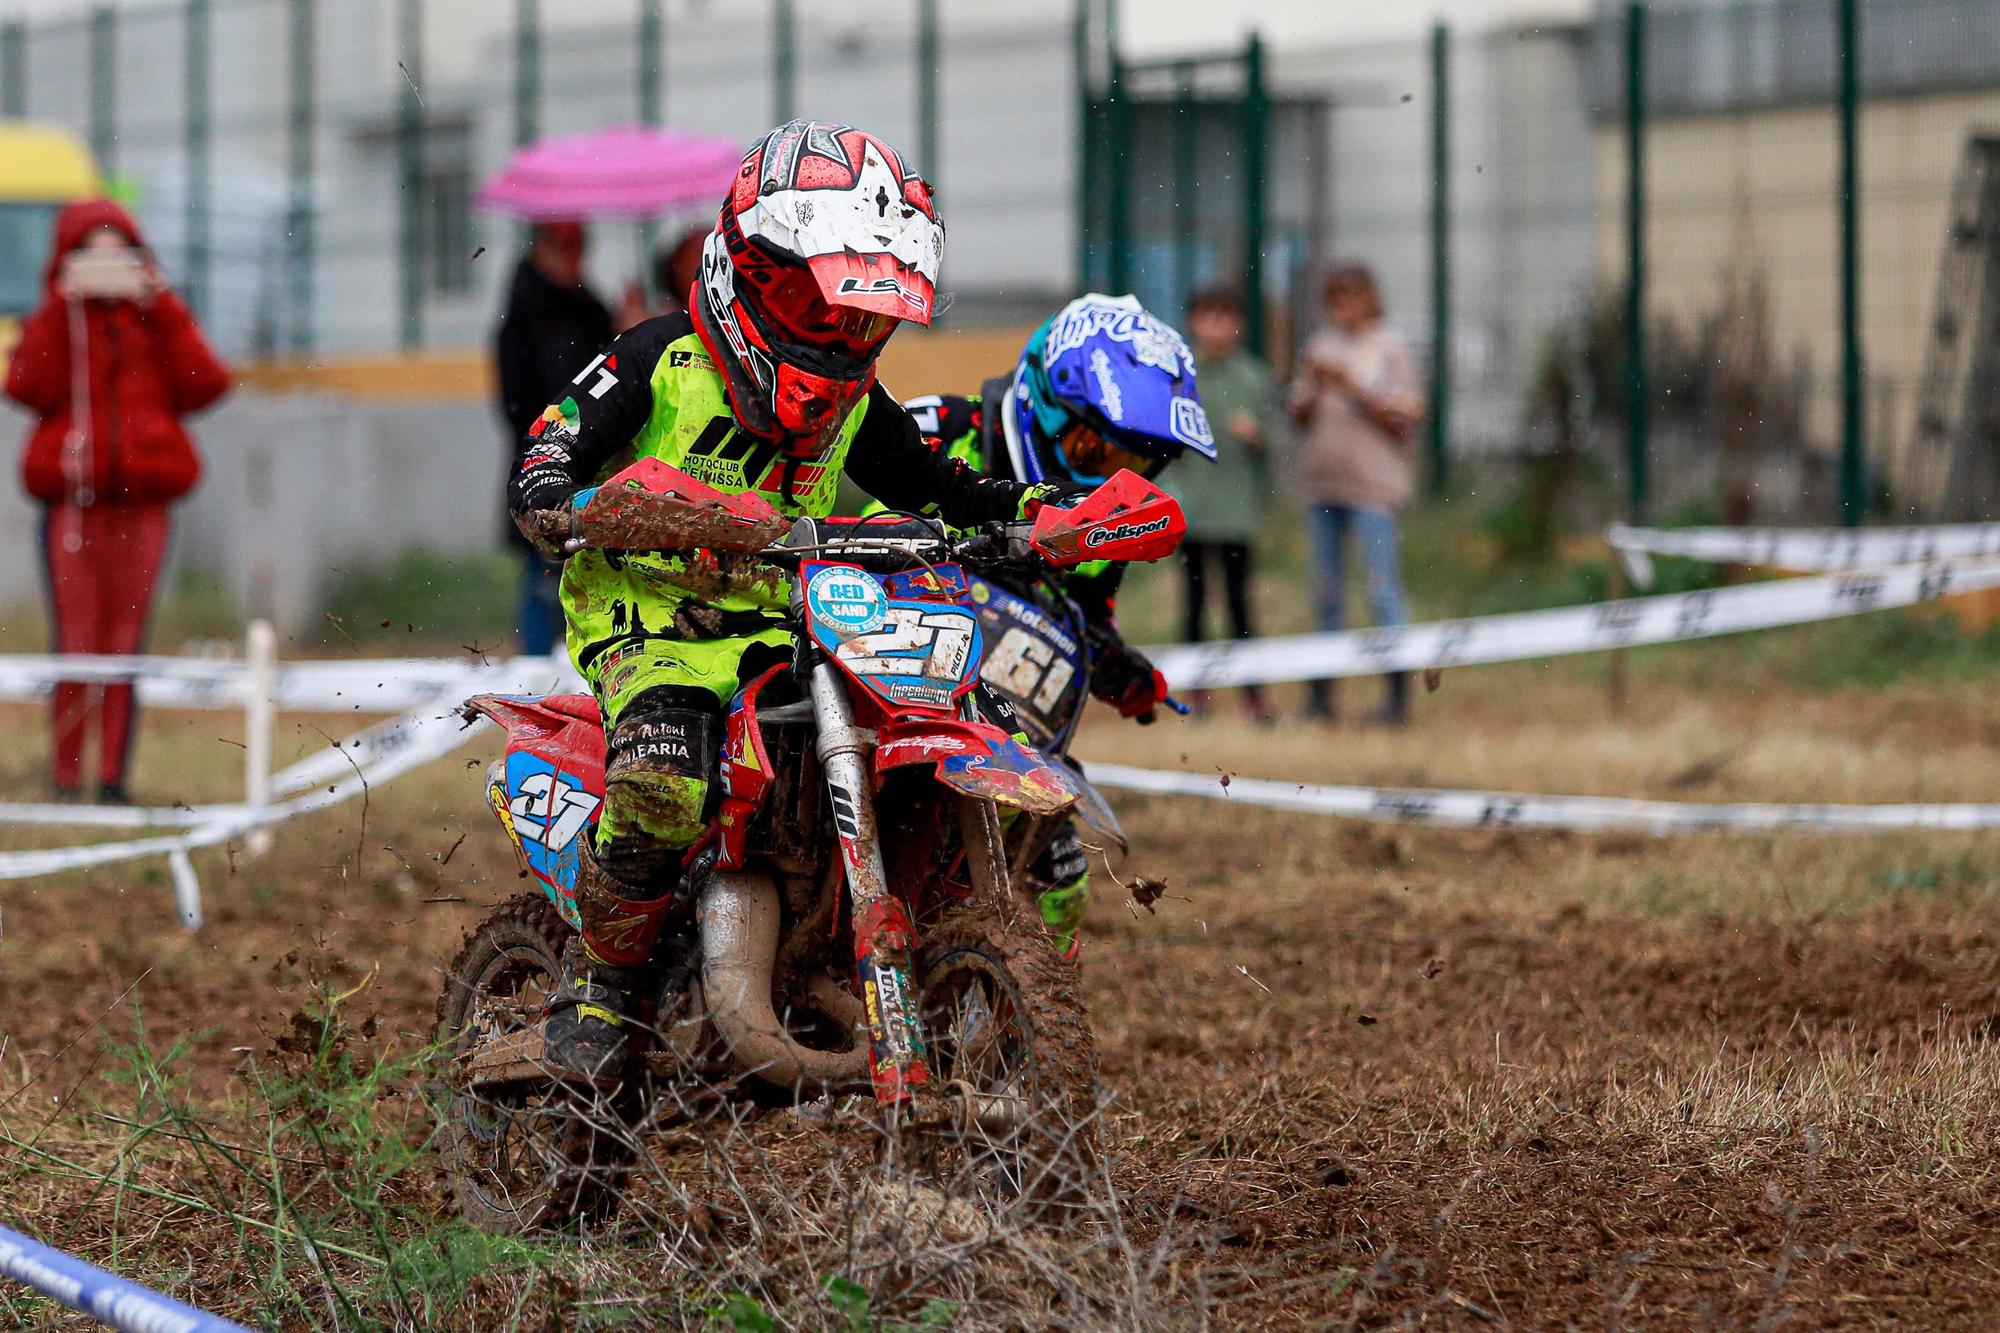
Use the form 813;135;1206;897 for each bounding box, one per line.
513;503;575;559
1016;480;1091;520
1091;636;1169;724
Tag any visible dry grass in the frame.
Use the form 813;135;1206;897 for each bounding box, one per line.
3;634;2000;1326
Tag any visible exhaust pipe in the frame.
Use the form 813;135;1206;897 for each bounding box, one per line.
698;870;869;1093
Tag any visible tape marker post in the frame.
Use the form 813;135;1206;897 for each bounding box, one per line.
1144;556;2000;691
1086;763;2000;835
0;1224;247;1333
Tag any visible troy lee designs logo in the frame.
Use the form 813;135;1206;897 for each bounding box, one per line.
1084;514;1172;548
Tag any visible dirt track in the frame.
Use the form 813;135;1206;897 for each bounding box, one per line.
4;666;2000;1327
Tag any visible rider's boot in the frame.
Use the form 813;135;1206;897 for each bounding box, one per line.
544;846;677;1080
1034;824;1092;961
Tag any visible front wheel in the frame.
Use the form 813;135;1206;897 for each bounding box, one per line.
908;798;1103;1208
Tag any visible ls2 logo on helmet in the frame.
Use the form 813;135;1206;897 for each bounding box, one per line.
806;566;888;634
836;274;930;315
1084;515;1172;548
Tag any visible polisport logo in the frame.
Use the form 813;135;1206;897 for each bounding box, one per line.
1084;514;1172;548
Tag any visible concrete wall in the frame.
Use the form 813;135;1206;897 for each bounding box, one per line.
12;0;1081;359
0;394;507;634
1589;88;2000;463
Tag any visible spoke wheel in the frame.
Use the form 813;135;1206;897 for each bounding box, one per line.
914;908;1102;1212
435;895;633;1234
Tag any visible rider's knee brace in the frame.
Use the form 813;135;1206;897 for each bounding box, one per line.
594;687;718;887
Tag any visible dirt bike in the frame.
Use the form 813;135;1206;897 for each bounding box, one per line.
435;461;1185;1233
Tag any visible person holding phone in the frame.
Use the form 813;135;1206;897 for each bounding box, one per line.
1289;262;1423;727
5;198;231;802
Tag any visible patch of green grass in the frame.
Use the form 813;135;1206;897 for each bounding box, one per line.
1790;610;2000;689
319;547;517;652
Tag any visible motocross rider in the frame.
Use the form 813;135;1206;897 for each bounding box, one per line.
509;120;1071;1079
889;294;1215;953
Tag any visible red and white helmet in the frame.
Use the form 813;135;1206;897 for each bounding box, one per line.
692;119;944;455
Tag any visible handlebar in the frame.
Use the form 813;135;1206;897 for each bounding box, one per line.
574;519;1045;576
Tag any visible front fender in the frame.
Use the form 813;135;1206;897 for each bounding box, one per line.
876;719;1081;816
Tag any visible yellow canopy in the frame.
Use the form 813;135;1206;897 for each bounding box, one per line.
0;123;101;202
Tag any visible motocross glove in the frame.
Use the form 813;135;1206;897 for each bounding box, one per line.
1091;636;1170;725
514;502;576;559
1016;480;1091;520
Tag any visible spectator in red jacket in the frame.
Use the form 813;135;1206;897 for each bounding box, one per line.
5;198;231;803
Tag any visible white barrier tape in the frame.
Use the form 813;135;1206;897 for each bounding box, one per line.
1607;521;2000;588
1143;556;2000;691
1086;763;2000;834
0;652;569;713
0;702;491;882
0;657;568;925
0;802;251;829
0;657;584;832
0;1222;248;1333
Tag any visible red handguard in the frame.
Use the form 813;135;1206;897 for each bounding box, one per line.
576;458;791;552
1028;469;1186;566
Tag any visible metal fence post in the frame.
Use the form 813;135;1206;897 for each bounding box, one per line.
916;0;940;188
0;21;26;118
773;0;795;125
638;0;665;264
1173;62;1196;316
1623;2;1649;522
287;0;315;353
397;0;425;350
88;6;116;174
638;0;664;126
1838;0;1865;525
1241;31;1267;357
1106;38;1129;295
515;0;539;148
1072;0;1093;291
184;0;211;320
1427;22;1451;496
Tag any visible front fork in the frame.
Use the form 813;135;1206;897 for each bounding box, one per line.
808;661;932;1104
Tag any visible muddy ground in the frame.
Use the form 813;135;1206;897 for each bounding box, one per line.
3;651;1999;1328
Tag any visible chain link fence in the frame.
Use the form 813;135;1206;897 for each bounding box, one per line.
7;0;2000;529
0;0;1080;360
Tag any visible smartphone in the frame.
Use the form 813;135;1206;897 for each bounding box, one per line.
61;250;152;301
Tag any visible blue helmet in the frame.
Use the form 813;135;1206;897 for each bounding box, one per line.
1003;293;1215;488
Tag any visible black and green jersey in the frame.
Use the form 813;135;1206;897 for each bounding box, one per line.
509;313;1036;665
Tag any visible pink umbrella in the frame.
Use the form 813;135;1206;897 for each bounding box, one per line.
476;125;744;221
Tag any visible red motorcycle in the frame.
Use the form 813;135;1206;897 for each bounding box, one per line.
436;462;1184;1232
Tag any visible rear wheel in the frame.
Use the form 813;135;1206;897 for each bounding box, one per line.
435;894;634;1233
909;798;1102;1209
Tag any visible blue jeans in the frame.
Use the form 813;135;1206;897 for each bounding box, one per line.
518;548;565;656
1307;503;1407;632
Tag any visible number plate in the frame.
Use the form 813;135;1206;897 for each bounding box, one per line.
804;562;984;711
968;575;1087;747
